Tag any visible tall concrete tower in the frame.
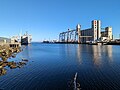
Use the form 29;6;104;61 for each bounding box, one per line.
92;20;101;41
76;24;81;43
97;20;101;40
92;20;98;41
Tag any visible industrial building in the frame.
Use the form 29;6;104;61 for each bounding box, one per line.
59;20;113;43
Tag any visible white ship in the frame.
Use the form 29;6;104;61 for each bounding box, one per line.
21;32;32;45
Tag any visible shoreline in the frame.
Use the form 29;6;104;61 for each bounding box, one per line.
42;42;120;45
0;45;28;76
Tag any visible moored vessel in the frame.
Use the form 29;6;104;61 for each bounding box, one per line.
21;32;32;45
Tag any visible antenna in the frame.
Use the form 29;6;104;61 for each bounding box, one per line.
26;31;28;35
19;29;22;42
20;29;22;37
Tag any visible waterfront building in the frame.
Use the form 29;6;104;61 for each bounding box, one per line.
101;27;113;41
80;20;101;42
59;20;113;43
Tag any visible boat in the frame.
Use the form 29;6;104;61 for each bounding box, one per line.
21;32;32;45
88;41;98;45
43;40;50;43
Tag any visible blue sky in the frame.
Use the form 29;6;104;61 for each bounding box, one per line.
0;0;120;41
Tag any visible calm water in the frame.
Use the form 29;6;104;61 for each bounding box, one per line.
0;43;120;90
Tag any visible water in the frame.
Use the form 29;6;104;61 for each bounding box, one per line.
0;43;120;90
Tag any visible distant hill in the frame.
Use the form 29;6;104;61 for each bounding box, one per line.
0;37;11;43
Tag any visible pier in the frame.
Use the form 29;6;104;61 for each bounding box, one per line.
0;43;21;48
0;39;21;48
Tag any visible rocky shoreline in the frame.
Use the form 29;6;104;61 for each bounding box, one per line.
0;45;28;76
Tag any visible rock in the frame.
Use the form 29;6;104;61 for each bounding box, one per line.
22;58;28;62
11;54;16;58
8;61;16;67
0;66;3;69
1;63;7;67
1;56;7;61
10;65;17;69
18;62;26;66
0;45;21;61
0;68;7;76
0;45;29;75
0;61;3;65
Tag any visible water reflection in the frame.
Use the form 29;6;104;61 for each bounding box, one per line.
106;45;113;62
59;44;77;59
21;45;31;59
77;44;82;64
76;45;113;66
92;45;113;66
0;43;119;90
91;45;102;66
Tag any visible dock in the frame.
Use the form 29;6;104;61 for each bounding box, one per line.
0;39;21;48
0;43;21;48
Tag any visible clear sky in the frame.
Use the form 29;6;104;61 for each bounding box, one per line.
0;0;120;42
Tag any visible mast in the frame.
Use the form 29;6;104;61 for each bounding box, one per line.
19;29;22;42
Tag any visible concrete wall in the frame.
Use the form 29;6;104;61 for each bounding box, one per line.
97;20;101;40
105;27;112;40
81;29;93;42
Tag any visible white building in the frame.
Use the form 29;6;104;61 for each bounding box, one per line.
59;20;113;43
101;27;113;41
79;20;112;43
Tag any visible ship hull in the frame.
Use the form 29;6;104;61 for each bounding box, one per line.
21;37;29;45
21;33;32;45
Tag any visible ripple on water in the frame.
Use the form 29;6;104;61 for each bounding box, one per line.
0;44;120;90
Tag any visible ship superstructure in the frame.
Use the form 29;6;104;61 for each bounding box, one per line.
21;32;32;45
